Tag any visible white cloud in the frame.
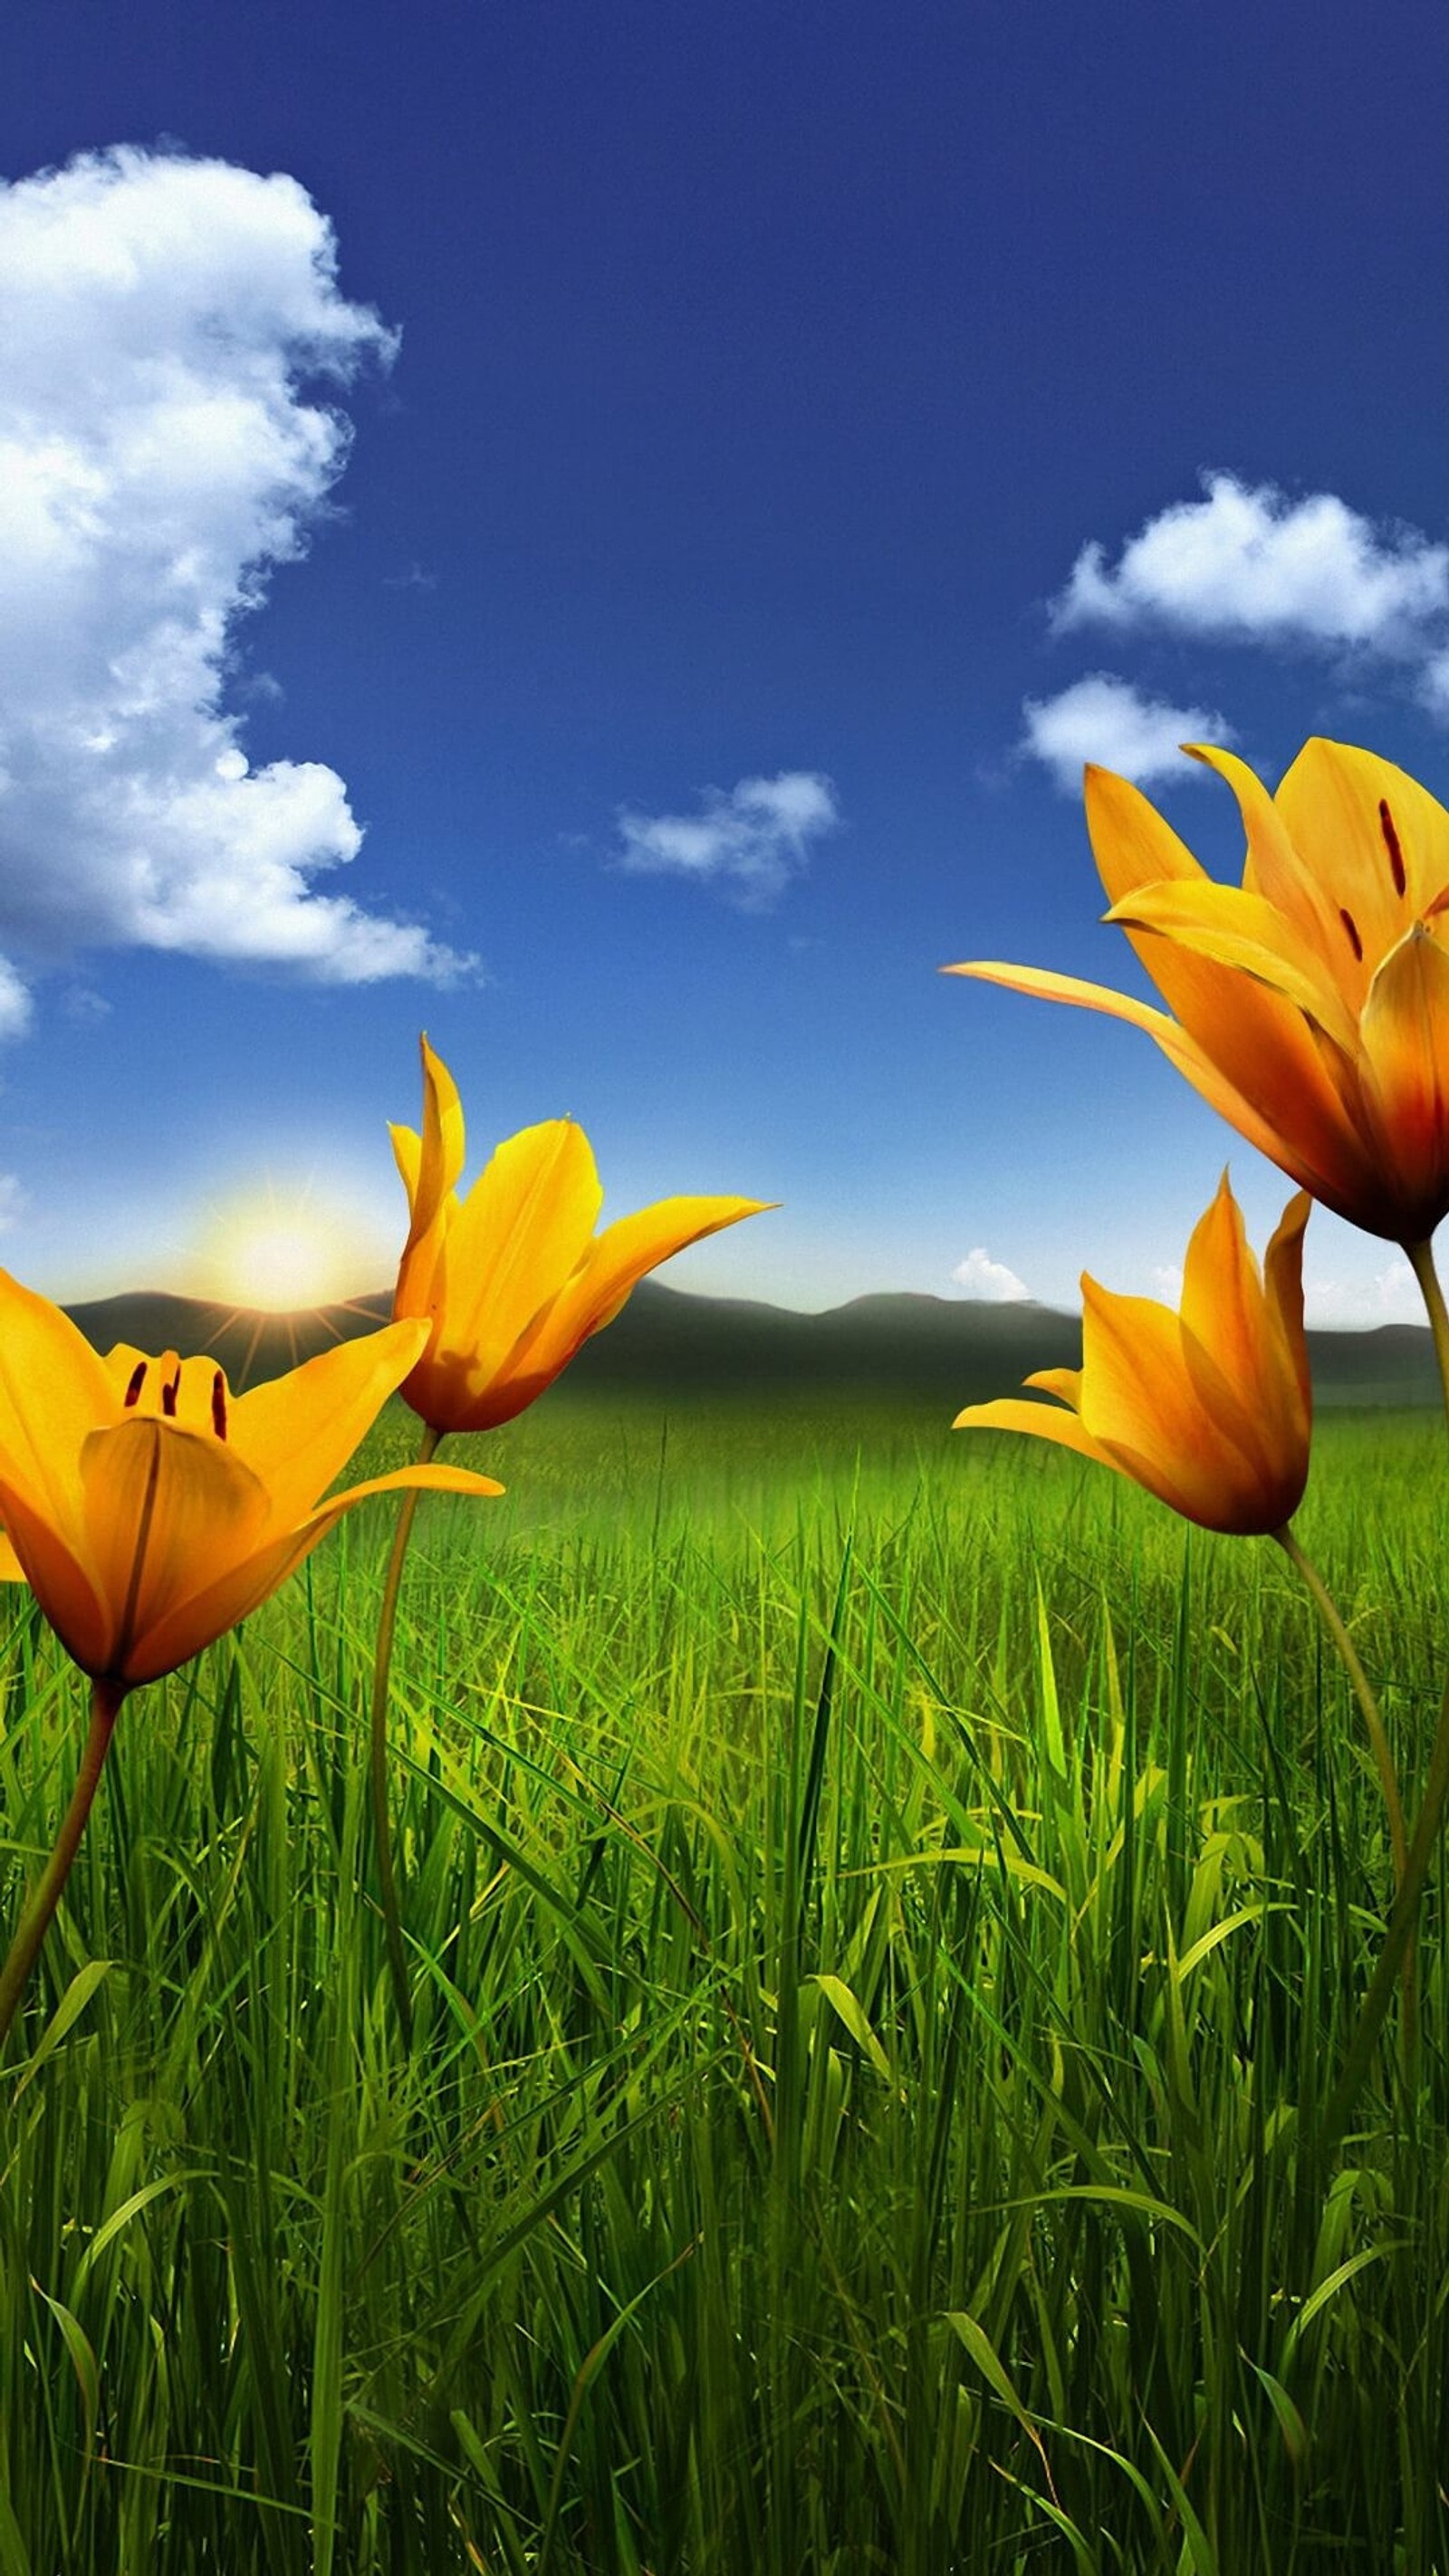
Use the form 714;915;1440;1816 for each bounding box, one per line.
1303;1262;1421;1326
1021;674;1233;792
1150;1262;1185;1303
1053;472;1449;654
952;1246;1031;1302
0;144;473;1024
617;771;840;906
0;1174;25;1231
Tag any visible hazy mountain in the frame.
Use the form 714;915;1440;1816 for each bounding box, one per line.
62;1280;1440;1408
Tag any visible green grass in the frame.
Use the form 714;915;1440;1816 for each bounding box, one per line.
0;1392;1445;2572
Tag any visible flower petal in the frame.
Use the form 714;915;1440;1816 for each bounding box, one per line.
1275;738;1448;975
1357;922;1449;1236
0;1269;119;1537
494;1194;774;1404
952;1393;1115;1468
126;1459;503;1686
80;1418;272;1681
1262;1189;1313;1445
0;1469;110;1669
1078;1279;1268;1526
1080;762;1210;902
1102;880;1360;1058
443;1120;604;1385
228;1318;431;1531
1183;744;1355;999
1176;1175;1301;1489
393;1034;467;1322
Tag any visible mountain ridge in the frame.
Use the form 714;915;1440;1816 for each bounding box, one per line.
60;1278;1441;1408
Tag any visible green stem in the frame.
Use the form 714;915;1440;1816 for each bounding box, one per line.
1317;1232;1449;2155
0;1675;127;2060
1272;1523;1415;2058
369;1422;442;2043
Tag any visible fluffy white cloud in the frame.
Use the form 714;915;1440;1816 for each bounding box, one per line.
1021;673;1232;793
0;144;472;1021
951;1246;1031;1302
1053;473;1449;653
617;771;840;905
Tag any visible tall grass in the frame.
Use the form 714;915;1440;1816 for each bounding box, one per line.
0;1394;1444;2571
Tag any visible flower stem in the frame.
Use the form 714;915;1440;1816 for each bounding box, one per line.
370;1422;442;2043
0;1675;127;2060
1271;1523;1414;2055
1316;1232;1449;2155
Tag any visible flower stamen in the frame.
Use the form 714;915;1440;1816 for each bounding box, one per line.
1340;907;1364;962
211;1370;227;1441
123;1362;147;1408
1380;798;1407;898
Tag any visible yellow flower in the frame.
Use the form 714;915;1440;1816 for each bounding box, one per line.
390;1035;772;1433
0;1272;502;1687
953;1176;1311;1534
947;739;1449;1244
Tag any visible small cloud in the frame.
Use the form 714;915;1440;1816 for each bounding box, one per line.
616;771;840;908
1304;1261;1421;1325
383;560;437;591
61;982;110;1023
952;1246;1031;1302
0;1173;24;1230
1053;472;1449;656
1151;1262;1185;1302
1021;674;1233;792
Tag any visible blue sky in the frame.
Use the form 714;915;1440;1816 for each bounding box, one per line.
2;2;1448;1323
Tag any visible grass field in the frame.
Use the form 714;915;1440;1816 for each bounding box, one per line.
0;1391;1444;2572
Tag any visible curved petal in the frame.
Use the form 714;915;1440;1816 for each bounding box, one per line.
228;1318;431;1530
952;1394;1116;1469
1184;744;1350;995
1081;764;1210;902
81;1419;272;1680
0;1533;26;1584
0;1269;119;1533
444;1120;604;1384
0;1468;110;1671
506;1194;774;1378
1023;1365;1082;1404
1275;738;1449;973
1079;1279;1266;1514
393;1034;467;1322
126;1459;503;1686
1102;881;1360;1058
1357;922;1449;1237
389;1121;422;1215
1263;1189;1313;1429
1176;1178;1277;1475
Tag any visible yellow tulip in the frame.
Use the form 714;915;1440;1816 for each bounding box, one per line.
947;738;1449;1245
389;1034;772;1433
0;1271;502;1689
954;1175;1311;1534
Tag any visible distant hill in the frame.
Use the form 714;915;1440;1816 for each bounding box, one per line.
62;1280;1441;1409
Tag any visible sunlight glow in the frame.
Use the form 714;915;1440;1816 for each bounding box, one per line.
190;1182;389;1312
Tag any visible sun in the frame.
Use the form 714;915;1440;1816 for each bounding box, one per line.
189;1179;389;1313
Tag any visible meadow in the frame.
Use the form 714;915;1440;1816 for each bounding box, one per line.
0;1389;1444;2573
